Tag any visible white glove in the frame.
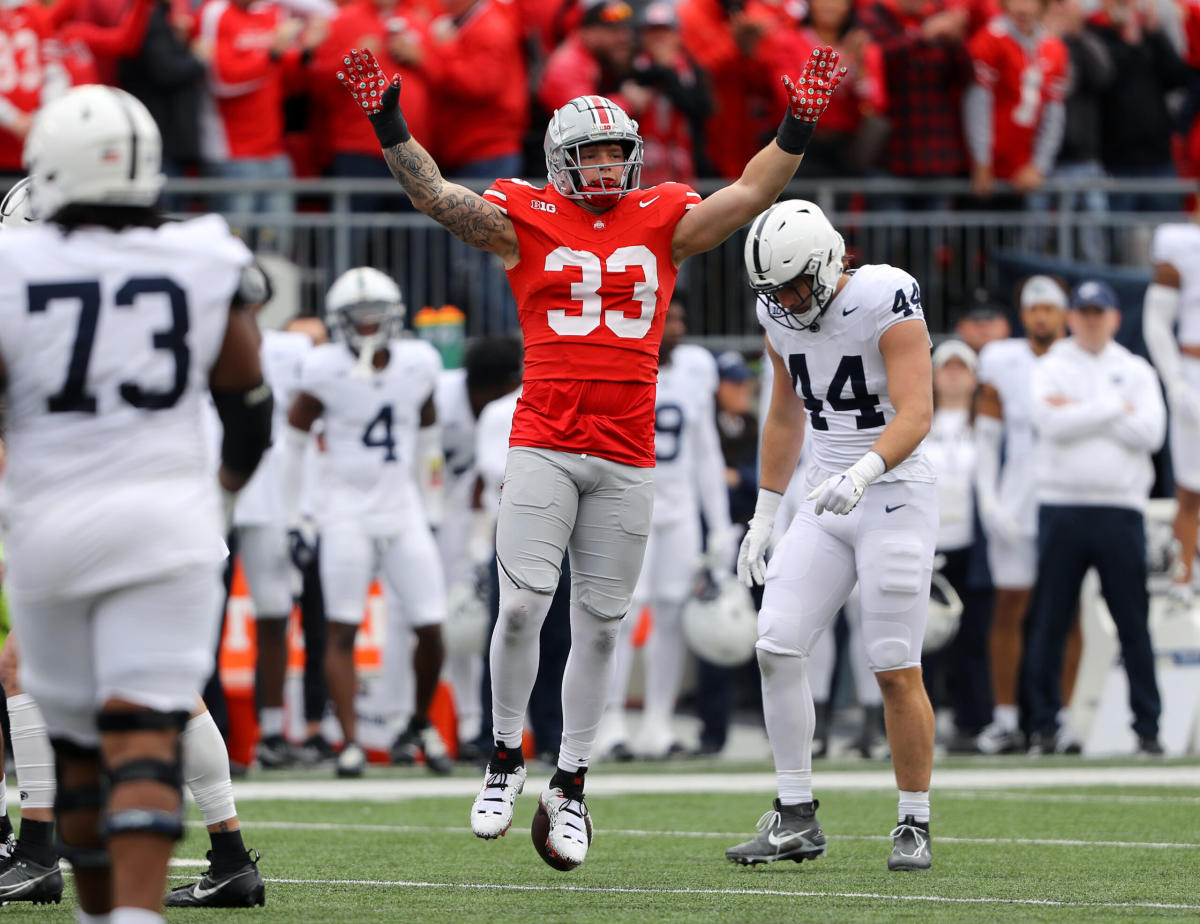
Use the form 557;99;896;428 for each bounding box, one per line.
703;525;737;574
737;489;783;587
1169;380;1200;425
807;451;886;516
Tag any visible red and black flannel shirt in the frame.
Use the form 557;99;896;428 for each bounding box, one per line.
857;0;975;178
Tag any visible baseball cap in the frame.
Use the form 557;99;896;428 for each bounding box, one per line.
931;338;978;373
954;288;1006;323
1019;275;1067;310
1070;279;1119;311
581;0;633;27
716;350;751;383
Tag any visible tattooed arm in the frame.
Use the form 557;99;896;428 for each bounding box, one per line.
337;48;519;266
381;137;519;266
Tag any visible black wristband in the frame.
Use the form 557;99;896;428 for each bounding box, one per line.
775;116;816;156
371;109;411;148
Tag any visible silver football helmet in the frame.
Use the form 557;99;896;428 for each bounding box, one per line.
324;266;406;355
681;570;758;667
545;96;642;203
922;566;964;654
0;177;36;229
23;84;165;220
744;199;845;331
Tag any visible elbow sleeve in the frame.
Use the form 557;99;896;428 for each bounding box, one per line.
212;382;273;478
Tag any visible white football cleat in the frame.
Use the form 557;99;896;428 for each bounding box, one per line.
539;786;591;868
470;764;527;839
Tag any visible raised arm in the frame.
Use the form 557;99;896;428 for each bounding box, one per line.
336;48;519;267
671;46;846;266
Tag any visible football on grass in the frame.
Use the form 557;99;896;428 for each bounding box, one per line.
531;801;593;871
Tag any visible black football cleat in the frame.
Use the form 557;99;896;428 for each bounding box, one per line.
0;851;64;904
165;848;265;908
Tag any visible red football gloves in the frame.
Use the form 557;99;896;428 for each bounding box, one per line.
335;47;410;147
776;45;847;155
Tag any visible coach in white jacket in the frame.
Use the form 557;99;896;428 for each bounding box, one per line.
1025;280;1166;755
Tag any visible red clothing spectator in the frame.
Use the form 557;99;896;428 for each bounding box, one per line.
311;0;431;162
857;0;975;178
676;0;787;179
45;0;152;88
0;1;53;174
196;0;301;160
964;11;1068;193
424;0;527;176
538;0;636;115
623;2;711;185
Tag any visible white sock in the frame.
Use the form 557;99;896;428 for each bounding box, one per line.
259;707;284;738
109;909;163;924
758;650;817;803
777;770;814;805
641;599;686;732
489;579;553;748
994;705;1018;731
8;694;55;809
76;912;112;924
558;605;621;770
182;711;237;826
898;789;930;824
0;774;7;817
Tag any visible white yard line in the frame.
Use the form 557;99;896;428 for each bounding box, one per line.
202;818;1200;851
255;876;1200;911
230;765;1200;802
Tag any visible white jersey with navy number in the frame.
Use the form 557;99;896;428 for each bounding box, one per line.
976;337;1038;534
1150;223;1200;347
299;338;441;534
652;344;724;525
757;264;935;483
0;214;252;598
234;328;312;526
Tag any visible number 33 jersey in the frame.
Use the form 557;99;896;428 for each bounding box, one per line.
483;178;701;467
299;338;441;534
0;214;252;598
757;264;935;484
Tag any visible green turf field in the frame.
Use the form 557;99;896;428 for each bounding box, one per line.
7;758;1200;922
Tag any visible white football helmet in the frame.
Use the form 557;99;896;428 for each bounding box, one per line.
0;177;36;229
325;266;406;354
22;84;165;220
443;582;489;657
682;571;759;667
545;96;642;203
744;199;845;331
922;567;964;654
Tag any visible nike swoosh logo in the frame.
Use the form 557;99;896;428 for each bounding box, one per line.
192;868;252;900
885;504;906;513
842;306;859;315
766;830;814;849
639;196;661;208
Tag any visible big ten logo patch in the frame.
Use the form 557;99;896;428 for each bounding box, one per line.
531;199;557;214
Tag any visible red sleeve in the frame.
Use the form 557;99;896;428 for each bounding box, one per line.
46;0;76;31
1044;38;1069;104
210;7;273;87
1185;1;1200;68
59;0;152;57
967;24;1002;88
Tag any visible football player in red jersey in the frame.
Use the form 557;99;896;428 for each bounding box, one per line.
336;44;845;870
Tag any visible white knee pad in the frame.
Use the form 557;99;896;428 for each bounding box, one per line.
181;711;236;826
